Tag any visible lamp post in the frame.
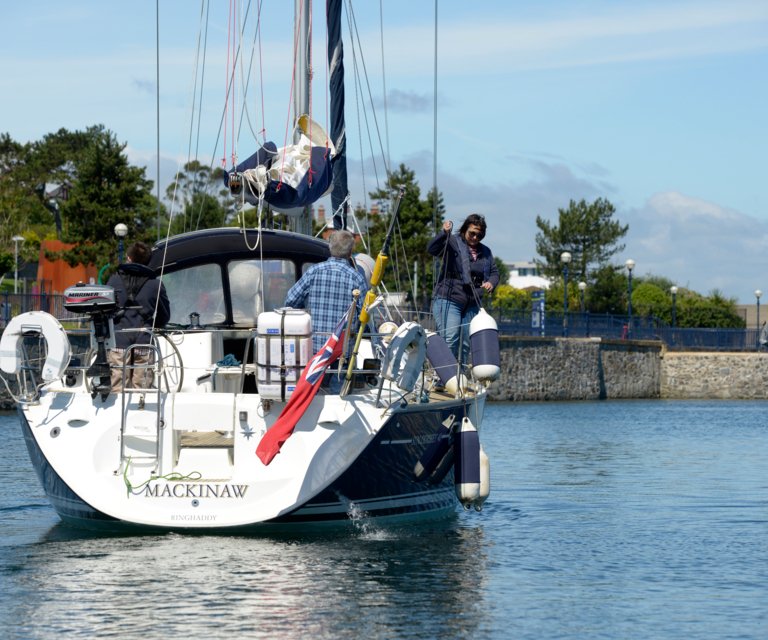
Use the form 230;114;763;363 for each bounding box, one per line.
12;235;25;294
625;259;635;339
670;286;678;328
578;281;586;314
756;289;762;350
560;251;572;337
114;223;128;264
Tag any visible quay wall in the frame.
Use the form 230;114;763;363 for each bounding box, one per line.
486;337;661;402
659;351;768;400
486;337;768;401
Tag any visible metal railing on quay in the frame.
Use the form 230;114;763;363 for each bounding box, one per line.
1;293;764;352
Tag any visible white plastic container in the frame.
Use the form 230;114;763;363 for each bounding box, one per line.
256;309;312;400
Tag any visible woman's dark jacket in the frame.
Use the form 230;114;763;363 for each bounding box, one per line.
427;231;500;311
106;263;171;349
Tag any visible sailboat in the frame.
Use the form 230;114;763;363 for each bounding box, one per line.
0;1;497;532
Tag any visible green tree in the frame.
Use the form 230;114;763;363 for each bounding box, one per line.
494;257;509;288
58;126;159;268
1;134;43;252
492;284;531;314
367;164;445;308
587;264;628;315
535;198;628;280
675;289;744;328
165;160;230;233
631;282;668;319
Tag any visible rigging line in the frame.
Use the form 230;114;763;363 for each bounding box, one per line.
222;0;233;167
347;0;390;177
393;218;417;311
155;0;161;242
345;2;381;191
194;0;211;162
348;7;370;198
432;0;439;234
204;0;252;192
306;0;315;187
349;2;390;175
231;0;238;167
237;0;267;145
379;0;390;169
280;0;306;187
186;0;207;166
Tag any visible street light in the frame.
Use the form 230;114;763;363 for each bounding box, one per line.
670;286;678;328
625;259;635;339
560;251;572;337
756;289;762;350
12;235;24;294
114;223;128;264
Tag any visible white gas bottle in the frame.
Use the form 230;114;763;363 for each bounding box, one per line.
469;308;500;381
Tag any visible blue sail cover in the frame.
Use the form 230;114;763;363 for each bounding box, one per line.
327;0;347;229
224;140;334;210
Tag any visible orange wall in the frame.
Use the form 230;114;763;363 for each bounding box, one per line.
37;240;99;294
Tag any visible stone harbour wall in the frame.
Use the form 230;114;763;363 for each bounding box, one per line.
660;351;768;400
486;337;661;402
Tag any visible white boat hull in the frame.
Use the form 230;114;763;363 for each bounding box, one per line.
17;384;484;532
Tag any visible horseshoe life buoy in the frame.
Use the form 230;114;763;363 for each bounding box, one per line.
380;322;427;392
0;311;71;382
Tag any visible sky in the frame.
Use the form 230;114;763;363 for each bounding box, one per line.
1;0;767;304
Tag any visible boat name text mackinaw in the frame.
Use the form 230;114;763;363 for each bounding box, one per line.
140;483;249;499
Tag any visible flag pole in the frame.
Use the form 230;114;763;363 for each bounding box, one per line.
341;186;405;396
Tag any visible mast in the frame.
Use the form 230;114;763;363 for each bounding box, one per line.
327;0;347;230
294;0;313;235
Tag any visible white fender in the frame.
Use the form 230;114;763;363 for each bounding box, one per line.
380;322;427;392
0;311;71;382
454;416;481;509
474;445;491;512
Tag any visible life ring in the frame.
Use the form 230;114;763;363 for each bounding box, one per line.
380;322;426;392
0;311;71;382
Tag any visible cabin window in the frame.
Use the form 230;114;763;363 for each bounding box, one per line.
163;263;226;326
228;259;295;323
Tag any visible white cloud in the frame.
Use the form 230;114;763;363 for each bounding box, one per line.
623;192;768;301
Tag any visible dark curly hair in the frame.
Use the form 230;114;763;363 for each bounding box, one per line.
127;241;152;266
459;213;487;241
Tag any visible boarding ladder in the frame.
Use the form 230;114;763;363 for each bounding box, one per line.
115;341;164;476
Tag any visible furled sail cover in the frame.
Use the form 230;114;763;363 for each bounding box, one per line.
225;116;335;210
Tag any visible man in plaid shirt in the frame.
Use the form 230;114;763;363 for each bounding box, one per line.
285;229;367;352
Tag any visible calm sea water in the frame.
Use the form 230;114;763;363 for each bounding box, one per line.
1;401;766;639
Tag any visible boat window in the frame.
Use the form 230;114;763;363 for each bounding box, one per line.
229;259;295;322
162;264;226;326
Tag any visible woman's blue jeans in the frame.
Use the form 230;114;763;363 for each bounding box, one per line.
432;298;479;365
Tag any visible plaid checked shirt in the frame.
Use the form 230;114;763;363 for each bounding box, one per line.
285;257;367;352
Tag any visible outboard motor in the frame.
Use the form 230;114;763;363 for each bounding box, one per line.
63;283;117;400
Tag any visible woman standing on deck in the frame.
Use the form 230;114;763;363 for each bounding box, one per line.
427;214;499;364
